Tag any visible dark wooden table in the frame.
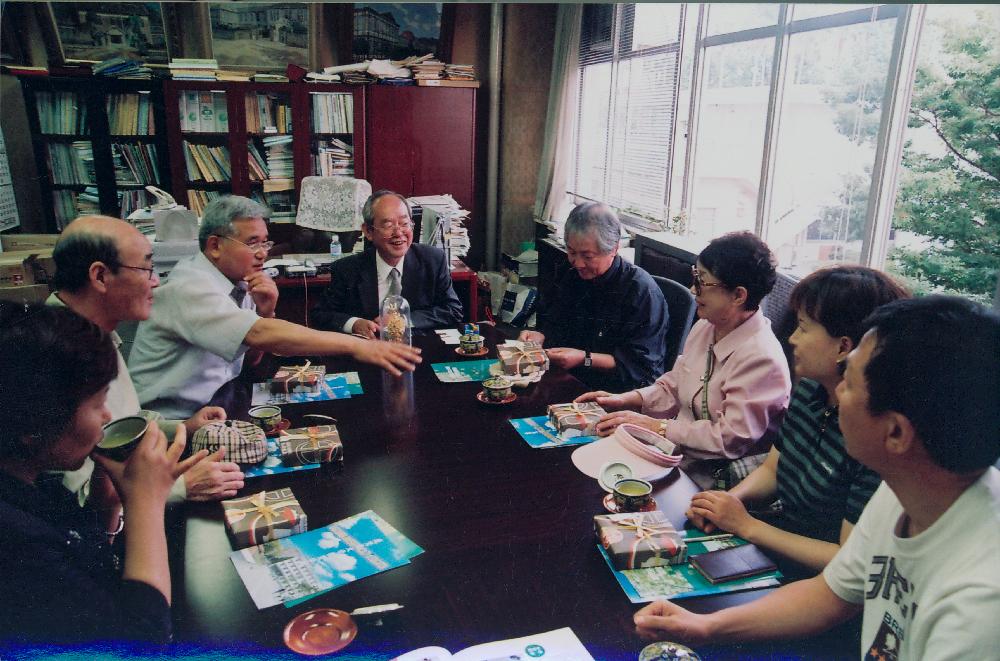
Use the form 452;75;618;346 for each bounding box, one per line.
172;326;857;660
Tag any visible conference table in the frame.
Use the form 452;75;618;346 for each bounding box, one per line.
173;325;858;660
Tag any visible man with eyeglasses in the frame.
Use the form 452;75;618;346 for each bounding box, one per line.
128;195;422;421
47;215;240;513
311;190;463;338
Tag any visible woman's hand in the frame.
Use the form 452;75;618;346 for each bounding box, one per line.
688;490;755;538
594;410;661;437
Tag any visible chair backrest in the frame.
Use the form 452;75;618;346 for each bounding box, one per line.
652;274;696;371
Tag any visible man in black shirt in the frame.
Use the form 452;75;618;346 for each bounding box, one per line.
521;202;668;391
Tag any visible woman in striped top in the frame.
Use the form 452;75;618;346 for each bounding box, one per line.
685;266;909;573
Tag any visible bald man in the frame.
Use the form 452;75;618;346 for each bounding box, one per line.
49;216;243;508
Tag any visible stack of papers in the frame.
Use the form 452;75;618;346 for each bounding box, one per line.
410;59;446;80
445;63;476;81
409;194;471;260
169;58;218;80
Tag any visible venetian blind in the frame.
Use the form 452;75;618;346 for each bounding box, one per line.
572;4;685;224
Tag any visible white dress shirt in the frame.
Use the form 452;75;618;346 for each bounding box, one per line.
343;252;406;333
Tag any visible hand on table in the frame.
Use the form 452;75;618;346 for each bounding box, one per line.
545;347;585;370
518;329;545;344
687;490;754;538
352;337;422;376
351;318;381;339
245;271;279;318
183;447;244;501
634;600;713;646
594;410;661;437
575;390;633;411
184;406;227;436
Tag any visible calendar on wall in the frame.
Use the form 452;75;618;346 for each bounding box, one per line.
0;131;20;236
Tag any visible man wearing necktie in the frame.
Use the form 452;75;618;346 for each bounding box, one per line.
312;190;464;338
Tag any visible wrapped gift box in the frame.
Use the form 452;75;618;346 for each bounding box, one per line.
594;510;687;570
223;488;308;549
278;425;343;466
270;363;326;395
547;401;605;437
498;342;549;376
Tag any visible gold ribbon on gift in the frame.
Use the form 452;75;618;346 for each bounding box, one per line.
612;514;680;570
276;360;317;394
226;491;283;545
506;345;546;374
281;426;338;449
552;402;601;429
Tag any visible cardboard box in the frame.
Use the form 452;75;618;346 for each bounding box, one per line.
0;250;56;285
1;234;59;252
0;284;50;305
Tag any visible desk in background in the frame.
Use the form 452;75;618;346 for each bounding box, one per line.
173;326;858;660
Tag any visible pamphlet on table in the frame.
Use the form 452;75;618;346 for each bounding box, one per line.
393;627;595;660
230;510;422;609
509;417;598;449
252;371;363;405
431;359;498;382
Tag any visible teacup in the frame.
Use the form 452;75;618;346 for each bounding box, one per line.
459;333;485;354
612;478;653;512
248;405;290;436
481;375;512;402
95;416;150;461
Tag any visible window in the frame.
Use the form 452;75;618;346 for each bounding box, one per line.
570;4;685;226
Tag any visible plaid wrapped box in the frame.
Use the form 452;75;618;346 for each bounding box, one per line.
547;401;606;437
594;510;688;570
278;425;343;467
498;342;549;376
269;362;326;395
222;488;308;549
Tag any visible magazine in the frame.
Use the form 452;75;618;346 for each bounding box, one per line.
393;627;595;661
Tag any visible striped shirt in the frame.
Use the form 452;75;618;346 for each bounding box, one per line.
774;379;882;543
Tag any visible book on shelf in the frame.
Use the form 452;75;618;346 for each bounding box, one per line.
107;93;156;135
187;189;221;217
35;91;88;135
310;92;353;133
246;94;292;134
184;142;230;183
213;94;229;132
45;141;95;185
199;91;215;133
179;91;226;132
417;79;480;88
112;143;160;185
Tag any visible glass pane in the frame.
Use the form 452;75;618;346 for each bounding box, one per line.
688;38;774;241
707;4;779;36
766;18;895;275
573;62;612;201
791;4;878;21
629;4;682;50
889;5;999;304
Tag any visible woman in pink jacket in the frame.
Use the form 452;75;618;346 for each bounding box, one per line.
577;231;791;489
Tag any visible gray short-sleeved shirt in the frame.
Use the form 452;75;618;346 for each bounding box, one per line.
128;252;259;418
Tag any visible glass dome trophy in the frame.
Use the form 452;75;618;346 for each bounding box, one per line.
379;295;412;345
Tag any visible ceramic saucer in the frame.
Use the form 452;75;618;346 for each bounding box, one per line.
283;608;357;656
455;346;489;357
476;391;516;406
603;492;658;514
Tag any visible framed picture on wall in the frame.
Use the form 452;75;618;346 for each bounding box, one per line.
47;2;170;64
208;3;312;71
352;3;446;63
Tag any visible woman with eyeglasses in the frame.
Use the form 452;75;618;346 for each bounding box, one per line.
578;231;791;490
684;266;909;573
0;304;207;644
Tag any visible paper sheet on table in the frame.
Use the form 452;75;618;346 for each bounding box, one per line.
509;416;597;449
431;359;498;382
435;328;462;345
394;627;595;660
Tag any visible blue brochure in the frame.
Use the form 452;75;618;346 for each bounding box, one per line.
231;510;423;609
251;372;363;405
431;359;499;383
243;436;321;479
509;416;598;449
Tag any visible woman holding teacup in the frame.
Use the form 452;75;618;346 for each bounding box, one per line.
685;266;909;572
577;231;791;490
0;304;207;643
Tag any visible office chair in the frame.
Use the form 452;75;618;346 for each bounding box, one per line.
652;274;696;371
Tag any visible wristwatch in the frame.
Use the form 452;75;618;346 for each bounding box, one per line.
584;350;592;368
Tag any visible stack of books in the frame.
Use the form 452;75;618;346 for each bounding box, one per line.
94;57;152;79
446;64;476;81
245;94;292;134
46;142;95;185
315;138;353;177
311;93;353;134
183;143;231;182
253;73;288;83
342;71;375;85
179;91;228;133
169;58;219;80
415;62;479;88
106;93;156;135
410;59;446;80
262;135;294;180
216;70;252;82
111;143;160;185
34;91;88;135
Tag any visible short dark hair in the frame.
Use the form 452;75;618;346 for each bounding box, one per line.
790;266;910;346
362;190;410;227
52;228;121;293
0;303;118;461
862;295;1000;473
698;231;777;311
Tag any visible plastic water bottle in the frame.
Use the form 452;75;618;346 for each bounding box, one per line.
329;234;342;257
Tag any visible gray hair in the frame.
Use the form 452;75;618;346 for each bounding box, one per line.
362;190;411;227
564;202;622;254
198;195;270;250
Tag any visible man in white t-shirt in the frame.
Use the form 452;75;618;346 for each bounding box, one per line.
632;295;1000;659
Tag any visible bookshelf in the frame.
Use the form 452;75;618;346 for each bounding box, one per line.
20;76;170;231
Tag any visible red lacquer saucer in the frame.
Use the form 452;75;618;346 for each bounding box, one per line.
603;492;658;514
283;608;358;656
476;391;516;406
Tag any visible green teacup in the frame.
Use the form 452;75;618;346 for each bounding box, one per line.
481;375;512;402
95;416;150;461
460;333;485;354
613;478;653;512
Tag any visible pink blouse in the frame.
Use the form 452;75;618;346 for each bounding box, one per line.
636;310;791;462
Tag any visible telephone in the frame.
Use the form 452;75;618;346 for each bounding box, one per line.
127;186;198;241
143;185;178;210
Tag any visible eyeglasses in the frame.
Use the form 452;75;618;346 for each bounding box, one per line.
371;220;414;236
691;265;726;296
218;235;275;254
114;263;158;281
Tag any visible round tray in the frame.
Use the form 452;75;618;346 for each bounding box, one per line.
476;390;517;406
455;346;489;357
283;609;358;656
